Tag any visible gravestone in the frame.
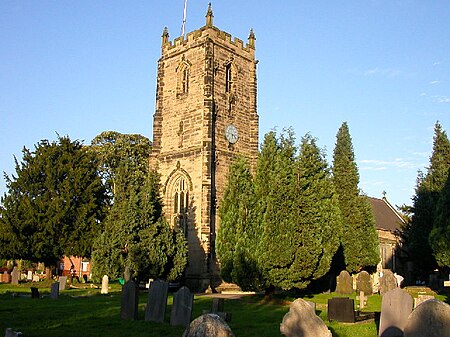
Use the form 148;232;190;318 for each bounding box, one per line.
120;280;139;320
280;298;332;337
32;274;40;282
380;269;397;295
50;282;59;299
3;271;10;283
5;328;23;337
379;288;413;337
11;267;19;285
413;294;434;309
212;298;225;313
404;299;450;337
58;276;67;291
170;286;194;327
30;287;40;299
356;271;372;295
145;279;168;323
27;271;33;281
327;298;355;323
357;290;367;310
182;314;234;337
335;270;353;295
124;266;131;283
101;275;109;294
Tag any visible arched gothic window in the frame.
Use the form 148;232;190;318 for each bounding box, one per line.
177;62;190;96
173;177;189;235
225;63;233;93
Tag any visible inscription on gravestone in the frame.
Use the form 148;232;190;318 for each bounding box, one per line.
379;288;413;337
145;279;168;323
120;281;139;320
170;286;193;327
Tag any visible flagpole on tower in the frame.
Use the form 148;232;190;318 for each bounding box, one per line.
181;0;188;37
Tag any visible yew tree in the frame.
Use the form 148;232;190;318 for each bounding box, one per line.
0;136;107;271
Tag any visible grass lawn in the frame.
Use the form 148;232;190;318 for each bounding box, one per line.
0;282;447;337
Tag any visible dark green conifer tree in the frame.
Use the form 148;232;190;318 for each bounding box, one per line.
332;122;379;272
0;136;107;273
407;122;450;274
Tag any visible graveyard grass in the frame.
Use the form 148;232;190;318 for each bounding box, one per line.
0;283;448;337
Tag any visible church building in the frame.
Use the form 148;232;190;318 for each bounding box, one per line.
149;4;259;289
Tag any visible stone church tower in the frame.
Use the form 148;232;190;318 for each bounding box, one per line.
150;4;259;289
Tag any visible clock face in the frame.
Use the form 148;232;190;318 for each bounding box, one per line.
225;124;238;144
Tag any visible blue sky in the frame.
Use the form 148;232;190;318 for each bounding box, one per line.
1;1;449;207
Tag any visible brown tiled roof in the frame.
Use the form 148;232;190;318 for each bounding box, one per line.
368;197;405;231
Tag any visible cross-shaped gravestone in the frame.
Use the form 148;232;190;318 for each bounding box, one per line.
356;290;367;310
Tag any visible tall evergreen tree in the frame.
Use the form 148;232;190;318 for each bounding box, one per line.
429;170;450;268
90;133;187;282
0;136;107;273
217;157;264;290
407;122;450;274
332;122;379;272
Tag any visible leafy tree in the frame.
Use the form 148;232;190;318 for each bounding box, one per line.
429;169;450;268
217;157;264;290
407;122;450;275
90;133;187;282
332;122;379;272
0;136;107;273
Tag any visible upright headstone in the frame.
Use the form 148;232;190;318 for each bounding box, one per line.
101;275;109;294
413;294;434;309
58;276;67;291
335;270;353;295
212;298;225;313
30;287;40;299
50;282;59;299
404;299;450;337
32;274;40;282
11;267;19;285
327;298;355;323
182;314;234;337
27;271;33;281
170;286;194;327
3;271;10;284
356;271;372;295
120;280;139;320
380;269;397;295
145;279;169;323
280;298;332;337
379;288;413;337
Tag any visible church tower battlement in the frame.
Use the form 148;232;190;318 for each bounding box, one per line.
150;4;259;289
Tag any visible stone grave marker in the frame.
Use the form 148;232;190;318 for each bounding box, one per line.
170;286;193;327
124;266;131;283
58;276;67;291
30;287;40;299
413;294;434;309
50;282;59;299
182;313;234;337
145;279;168;323
380;269;397;295
11;267;19;285
357;271;372;295
32;274;40;282
5;328;23;337
212;298;224;313
327;297;355;323
280;298;332;337
335;270;353;295
379;288;413;337
27;271;33;281
404;299;450;337
3;271;10;283
120;280;139;320
101;275;109;294
357;290;368;310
